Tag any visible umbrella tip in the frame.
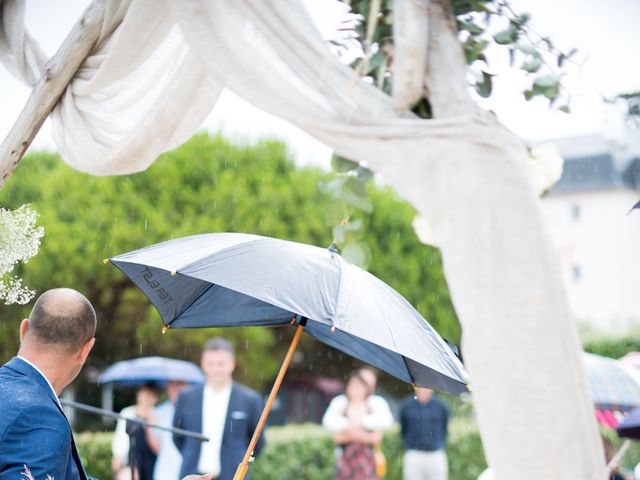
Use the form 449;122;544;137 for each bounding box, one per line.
102;258;110;264
162;325;170;334
328;242;339;253
170;270;177;276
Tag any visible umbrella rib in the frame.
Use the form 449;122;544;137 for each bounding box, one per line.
164;236;267;276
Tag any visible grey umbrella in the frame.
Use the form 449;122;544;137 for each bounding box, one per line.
108;232;468;479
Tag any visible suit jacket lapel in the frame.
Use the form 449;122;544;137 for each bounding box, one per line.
194;385;204;433
222;383;238;445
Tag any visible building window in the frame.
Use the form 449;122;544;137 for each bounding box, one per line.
571;204;581;220
571;264;581;282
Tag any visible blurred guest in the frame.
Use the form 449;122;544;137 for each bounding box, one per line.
173;338;264;479
399;387;450;480
112;383;160;480
323;368;393;434
151;381;188;480
323;370;392;479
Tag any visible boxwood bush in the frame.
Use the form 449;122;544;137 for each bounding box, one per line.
76;418;487;480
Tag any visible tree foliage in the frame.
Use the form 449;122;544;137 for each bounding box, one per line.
338;0;577;114
0;133;459;388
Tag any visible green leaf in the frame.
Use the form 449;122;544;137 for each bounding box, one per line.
543;83;559;101
342;191;373;212
533;75;560;88
523;89;534;101
356;166;373;182
366;50;386;75
516;43;541;58
475;71;493;98
522;57;543;73
493;28;517;45
342;242;372;268
559;104;571;113
331;156;358;173
345;176;368;197
318;177;347;195
459;21;484;35
333;219;364;243
464;38;489;64
332;224;346;243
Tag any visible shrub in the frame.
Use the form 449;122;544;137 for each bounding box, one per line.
74;419;487;480
584;337;640;360
76;431;113;480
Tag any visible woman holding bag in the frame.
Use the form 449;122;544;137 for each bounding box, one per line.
322;370;393;479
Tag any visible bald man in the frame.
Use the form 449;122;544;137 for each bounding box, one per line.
0;288;97;480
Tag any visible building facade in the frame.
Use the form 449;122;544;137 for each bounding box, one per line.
540;133;640;334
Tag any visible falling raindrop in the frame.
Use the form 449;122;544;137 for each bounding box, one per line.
144;218;148;231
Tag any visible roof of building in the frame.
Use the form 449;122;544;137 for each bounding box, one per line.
550;154;640;194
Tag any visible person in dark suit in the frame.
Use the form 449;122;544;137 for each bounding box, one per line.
173;338;264;480
0;288;97;480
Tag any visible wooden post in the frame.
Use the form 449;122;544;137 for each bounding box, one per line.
0;0;106;188
232;324;305;480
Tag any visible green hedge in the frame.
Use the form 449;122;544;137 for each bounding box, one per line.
76;418;486;480
76;431;113;480
583;336;640;360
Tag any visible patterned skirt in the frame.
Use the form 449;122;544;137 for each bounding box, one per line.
336;443;377;480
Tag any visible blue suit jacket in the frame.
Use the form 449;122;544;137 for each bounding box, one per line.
173;382;264;480
0;357;88;480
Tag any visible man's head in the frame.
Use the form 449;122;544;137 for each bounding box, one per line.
19;288;96;390
166;380;188;404
201;337;235;389
415;387;434;404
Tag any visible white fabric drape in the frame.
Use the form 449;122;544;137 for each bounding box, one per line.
0;1;605;477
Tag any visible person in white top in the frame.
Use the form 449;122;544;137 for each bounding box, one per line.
151;380;188;480
111;384;160;480
322;368;394;434
322;368;393;480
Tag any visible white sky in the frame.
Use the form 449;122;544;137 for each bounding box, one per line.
1;0;638;169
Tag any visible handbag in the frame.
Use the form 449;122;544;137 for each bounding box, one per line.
374;443;387;478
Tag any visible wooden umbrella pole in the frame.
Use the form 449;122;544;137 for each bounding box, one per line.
233;323;305;480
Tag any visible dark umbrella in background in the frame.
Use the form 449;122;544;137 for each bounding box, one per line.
617;408;640;439
108;232;468;479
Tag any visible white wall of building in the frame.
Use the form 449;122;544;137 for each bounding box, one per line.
541;189;640;334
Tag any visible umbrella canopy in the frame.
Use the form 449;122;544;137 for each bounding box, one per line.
619;352;640;370
98;356;205;385
617;407;640;439
109;233;468;395
584;352;640;411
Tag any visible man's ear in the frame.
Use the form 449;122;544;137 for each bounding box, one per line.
19;319;29;342
78;337;96;363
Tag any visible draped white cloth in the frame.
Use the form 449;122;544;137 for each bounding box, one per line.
0;1;605;477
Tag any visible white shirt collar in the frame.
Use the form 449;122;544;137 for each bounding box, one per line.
17;355;61;406
204;382;232;398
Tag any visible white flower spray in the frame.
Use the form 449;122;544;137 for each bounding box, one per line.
0;205;45;305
